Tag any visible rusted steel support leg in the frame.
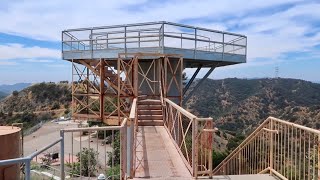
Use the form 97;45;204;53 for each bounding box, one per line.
100;59;105;121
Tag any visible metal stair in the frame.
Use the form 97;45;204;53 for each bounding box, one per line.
137;96;163;126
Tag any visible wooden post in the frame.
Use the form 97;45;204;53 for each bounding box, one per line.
100;59;105;121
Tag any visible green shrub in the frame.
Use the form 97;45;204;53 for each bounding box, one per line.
106;165;120;180
67;148;98;177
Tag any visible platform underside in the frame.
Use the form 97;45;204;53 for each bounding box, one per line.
63;47;245;68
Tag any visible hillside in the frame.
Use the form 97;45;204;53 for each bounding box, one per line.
0;82;71;128
185;78;320;135
0;82;71;113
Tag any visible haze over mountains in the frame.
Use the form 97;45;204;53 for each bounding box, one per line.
0;83;31;100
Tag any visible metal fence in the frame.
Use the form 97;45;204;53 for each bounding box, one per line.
23;121;43;136
62;21;247;56
212;117;320;180
163;98;214;178
0;119;130;180
61;118;128;179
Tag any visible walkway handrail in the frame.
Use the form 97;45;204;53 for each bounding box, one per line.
213;116;320;180
129;98;138;178
163;98;214;178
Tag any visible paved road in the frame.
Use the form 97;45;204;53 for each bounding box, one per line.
24;121;113;174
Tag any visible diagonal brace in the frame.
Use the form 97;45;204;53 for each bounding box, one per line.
183;66;216;104
183;66;202;95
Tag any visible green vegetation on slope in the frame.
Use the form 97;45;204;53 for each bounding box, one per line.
186;78;320;135
0;82;71;129
0;82;71;113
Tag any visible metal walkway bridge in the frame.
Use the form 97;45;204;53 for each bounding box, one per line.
1;100;320;180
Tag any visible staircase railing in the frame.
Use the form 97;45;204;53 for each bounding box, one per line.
162;98;214;178
212;116;320;180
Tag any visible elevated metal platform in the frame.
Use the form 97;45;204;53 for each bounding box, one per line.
62;21;247;67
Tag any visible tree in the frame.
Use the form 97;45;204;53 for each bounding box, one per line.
182;72;188;85
67;148;98;177
12;90;19;96
106;132;121;179
107;132;120;166
51;102;60;110
212;150;228;168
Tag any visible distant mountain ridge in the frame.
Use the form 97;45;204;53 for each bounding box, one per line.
0;82;70;113
185;78;320;134
0;91;8;100
0;83;31;94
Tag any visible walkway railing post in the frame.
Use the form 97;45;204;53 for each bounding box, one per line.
269;119;274;176
192;118;198;178
60;130;65;180
318;135;320;180
25;160;31;180
238;153;241;174
120;120;128;179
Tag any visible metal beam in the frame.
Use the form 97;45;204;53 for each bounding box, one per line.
182;66;216;104
183;66;201;95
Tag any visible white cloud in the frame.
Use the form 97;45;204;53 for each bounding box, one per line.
0;0;319;72
24;59;54;63
0;43;60;60
0;0;304;41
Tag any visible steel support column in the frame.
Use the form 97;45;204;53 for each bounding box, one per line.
183;66;216;104
100;59;105;120
183;66;202;96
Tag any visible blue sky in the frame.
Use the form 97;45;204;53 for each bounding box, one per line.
0;0;319;84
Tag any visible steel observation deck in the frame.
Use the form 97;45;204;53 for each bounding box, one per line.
62;21;247;68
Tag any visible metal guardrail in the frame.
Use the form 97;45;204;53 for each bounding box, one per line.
62;21;247;58
0;118;131;180
212;116;320;180
0;137;63;180
163;98;214;178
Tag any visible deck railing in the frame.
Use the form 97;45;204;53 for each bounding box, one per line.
163;98;214;178
212;116;320;180
62;21;247;57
